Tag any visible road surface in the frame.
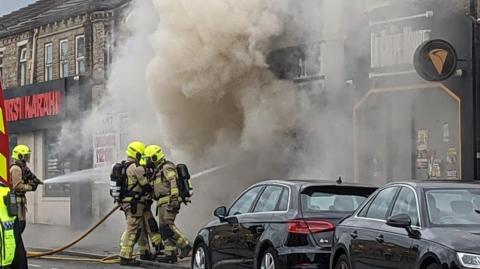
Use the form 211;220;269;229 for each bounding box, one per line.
28;257;191;269
28;258;138;269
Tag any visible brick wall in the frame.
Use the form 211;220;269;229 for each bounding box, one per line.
0;11;120;97
0;32;33;88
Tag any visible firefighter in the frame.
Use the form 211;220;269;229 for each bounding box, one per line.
0;180;28;269
10;144;43;234
118;141;153;266
136;157;164;260
144;145;192;264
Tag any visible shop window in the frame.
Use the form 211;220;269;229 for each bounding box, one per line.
0;50;4;83
44;43;53;81
59;39;69;78
19;46;28;86
75;35;86;75
44;130;72;197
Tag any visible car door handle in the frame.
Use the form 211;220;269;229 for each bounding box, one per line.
376;235;384;243
232;225;240;233
256;226;265;234
350;231;358;239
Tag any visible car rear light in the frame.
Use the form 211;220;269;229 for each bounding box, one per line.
288;220;334;234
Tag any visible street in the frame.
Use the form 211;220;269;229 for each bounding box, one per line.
28;258;190;269
28;258;138;269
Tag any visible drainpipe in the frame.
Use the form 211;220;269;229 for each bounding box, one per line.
30;28;39;84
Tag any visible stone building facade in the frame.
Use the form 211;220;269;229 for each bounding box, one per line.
0;0;129;226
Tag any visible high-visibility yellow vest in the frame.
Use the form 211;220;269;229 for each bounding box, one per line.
0;186;16;266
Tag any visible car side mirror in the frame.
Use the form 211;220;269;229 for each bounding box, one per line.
387;214;421;239
386;214;411;228
214;206;227;222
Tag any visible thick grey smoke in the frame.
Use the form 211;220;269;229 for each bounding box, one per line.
145;0;296;164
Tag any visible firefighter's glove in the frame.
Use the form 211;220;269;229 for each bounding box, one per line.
30;183;38;192
142;184;153;195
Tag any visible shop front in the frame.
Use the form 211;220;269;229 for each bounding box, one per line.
4;76;92;225
354;0;473;184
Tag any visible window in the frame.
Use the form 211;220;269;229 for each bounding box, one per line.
0;50;4;82
75;35;86;75
391;187;419;226
278;188;289;211
59;39;69;78
303;192;368;212
365;187;399;220
44;129;72;197
254;186;284;213
426;188;480;226
44;43;53;81
229;186;263;216
19;46;28;86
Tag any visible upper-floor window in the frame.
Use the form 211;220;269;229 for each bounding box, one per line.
44;43;53;81
19;46;28;86
75;35;86;75
59;39;69;78
0;50;4;83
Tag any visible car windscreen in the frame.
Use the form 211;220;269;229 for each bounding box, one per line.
426;188;480;226
301;186;376;213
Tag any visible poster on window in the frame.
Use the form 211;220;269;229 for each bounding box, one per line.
93;133;117;167
428;150;442;179
416;129;429;169
445;146;458;179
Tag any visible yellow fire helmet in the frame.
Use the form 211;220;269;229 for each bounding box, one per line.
12;145;31;162
126;141;145;161
144;145;165;164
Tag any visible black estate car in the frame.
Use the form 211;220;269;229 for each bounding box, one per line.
191;180;376;269
331;181;480;269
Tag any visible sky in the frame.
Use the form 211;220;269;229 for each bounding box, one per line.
0;0;36;16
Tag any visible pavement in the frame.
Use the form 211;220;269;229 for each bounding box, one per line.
23;222;190;269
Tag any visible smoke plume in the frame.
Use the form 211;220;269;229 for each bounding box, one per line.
145;0;296;164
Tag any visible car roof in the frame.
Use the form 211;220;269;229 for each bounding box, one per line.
258;179;378;189
386;180;480;189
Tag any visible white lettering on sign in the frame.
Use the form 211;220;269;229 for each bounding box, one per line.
371;27;431;68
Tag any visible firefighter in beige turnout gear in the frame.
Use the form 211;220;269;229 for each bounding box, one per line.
144;145;192;264
10;145;43;234
118;141;161;266
136;158;164;260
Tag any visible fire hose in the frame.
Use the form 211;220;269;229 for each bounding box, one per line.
27;205;122;264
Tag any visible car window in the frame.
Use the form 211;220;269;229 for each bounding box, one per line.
254;185;284;213
426;188;480;226
302;186;376;213
390;187;419;226
229;186;263;216
277;188;289;211
365;187;399;220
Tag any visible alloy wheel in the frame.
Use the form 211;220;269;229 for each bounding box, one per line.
193;247;206;269
339;261;349;269
261;252;275;269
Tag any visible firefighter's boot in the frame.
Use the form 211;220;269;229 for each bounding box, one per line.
155;243;165;256
140;252;157;261
120;257;140;266
178;244;192;259
157;254;177;264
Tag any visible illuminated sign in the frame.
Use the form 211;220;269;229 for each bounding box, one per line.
414;39;458;82
4;91;62;122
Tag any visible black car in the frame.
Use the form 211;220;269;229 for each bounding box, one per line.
191;180;377;269
331;181;480;269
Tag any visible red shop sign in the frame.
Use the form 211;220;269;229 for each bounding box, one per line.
4;91;63;122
